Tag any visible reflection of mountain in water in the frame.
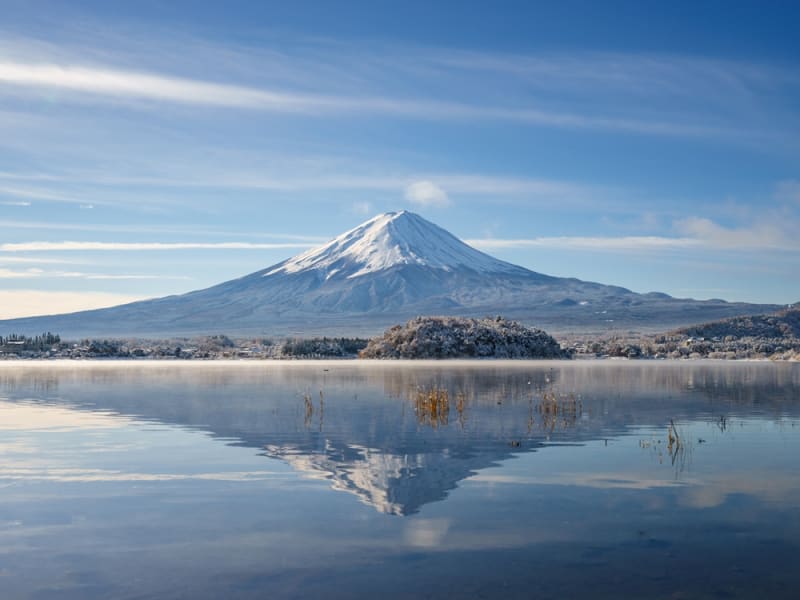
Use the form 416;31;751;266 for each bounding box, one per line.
262;439;536;516
251;370;562;515
1;362;799;515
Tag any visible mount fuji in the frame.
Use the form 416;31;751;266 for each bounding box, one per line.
0;211;780;337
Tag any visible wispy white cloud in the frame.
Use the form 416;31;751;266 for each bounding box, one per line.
673;216;797;250
0;218;329;240
0;200;31;206
404;180;450;207
0;241;316;252
64;272;190;280
0;171;64;181
429;49;799;101
468;214;800;253
0;61;318;110
84;273;189;280
0;59;742;138
2;25;797;160
0;267;188;280
0;170;64;182
0;256;79;265
0;170;606;208
0;267;41;278
0;184;91;205
8;227;791;258
467;236;701;251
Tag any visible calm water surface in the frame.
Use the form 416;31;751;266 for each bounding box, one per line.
1;360;799;599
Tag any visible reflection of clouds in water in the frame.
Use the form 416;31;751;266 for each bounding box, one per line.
0;400;292;486
466;417;800;511
2;362;799;519
401;518;571;553
679;474;800;508
0;400;130;431
682;485;729;509
0;466;288;483
472;469;800;509
404;518;450;548
0;438;38;455
471;472;691;490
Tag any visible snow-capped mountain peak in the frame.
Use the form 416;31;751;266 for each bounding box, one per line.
2;209;778;339
265;210;520;279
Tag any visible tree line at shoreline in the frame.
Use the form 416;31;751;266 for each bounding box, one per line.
2;308;798;361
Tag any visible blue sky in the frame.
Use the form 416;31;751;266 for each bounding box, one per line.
1;0;799;318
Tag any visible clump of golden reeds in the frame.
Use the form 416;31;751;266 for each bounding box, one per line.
536;389;582;431
415;386;450;428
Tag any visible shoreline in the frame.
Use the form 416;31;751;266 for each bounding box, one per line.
0;357;795;368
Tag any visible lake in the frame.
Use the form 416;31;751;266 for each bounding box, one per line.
1;360;799;599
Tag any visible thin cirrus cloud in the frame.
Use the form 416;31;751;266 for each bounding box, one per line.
77;273;190;280
7;27;795;112
0;256;78;264
0;184;91;205
0;169;599;196
0;241;316;252
467;217;800;252
467;236;702;251
0;268;42;279
428;49;799;102
0;60;732;138
0;267;189;280
0;171;608;214
0;219;329;241
673;217;797;250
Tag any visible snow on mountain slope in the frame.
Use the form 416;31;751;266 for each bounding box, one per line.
265;210;524;280
0;210;783;337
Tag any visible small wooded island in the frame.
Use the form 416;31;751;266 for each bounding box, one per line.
359;316;569;359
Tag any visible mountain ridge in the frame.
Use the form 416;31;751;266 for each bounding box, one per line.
674;305;800;340
0;211;782;337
